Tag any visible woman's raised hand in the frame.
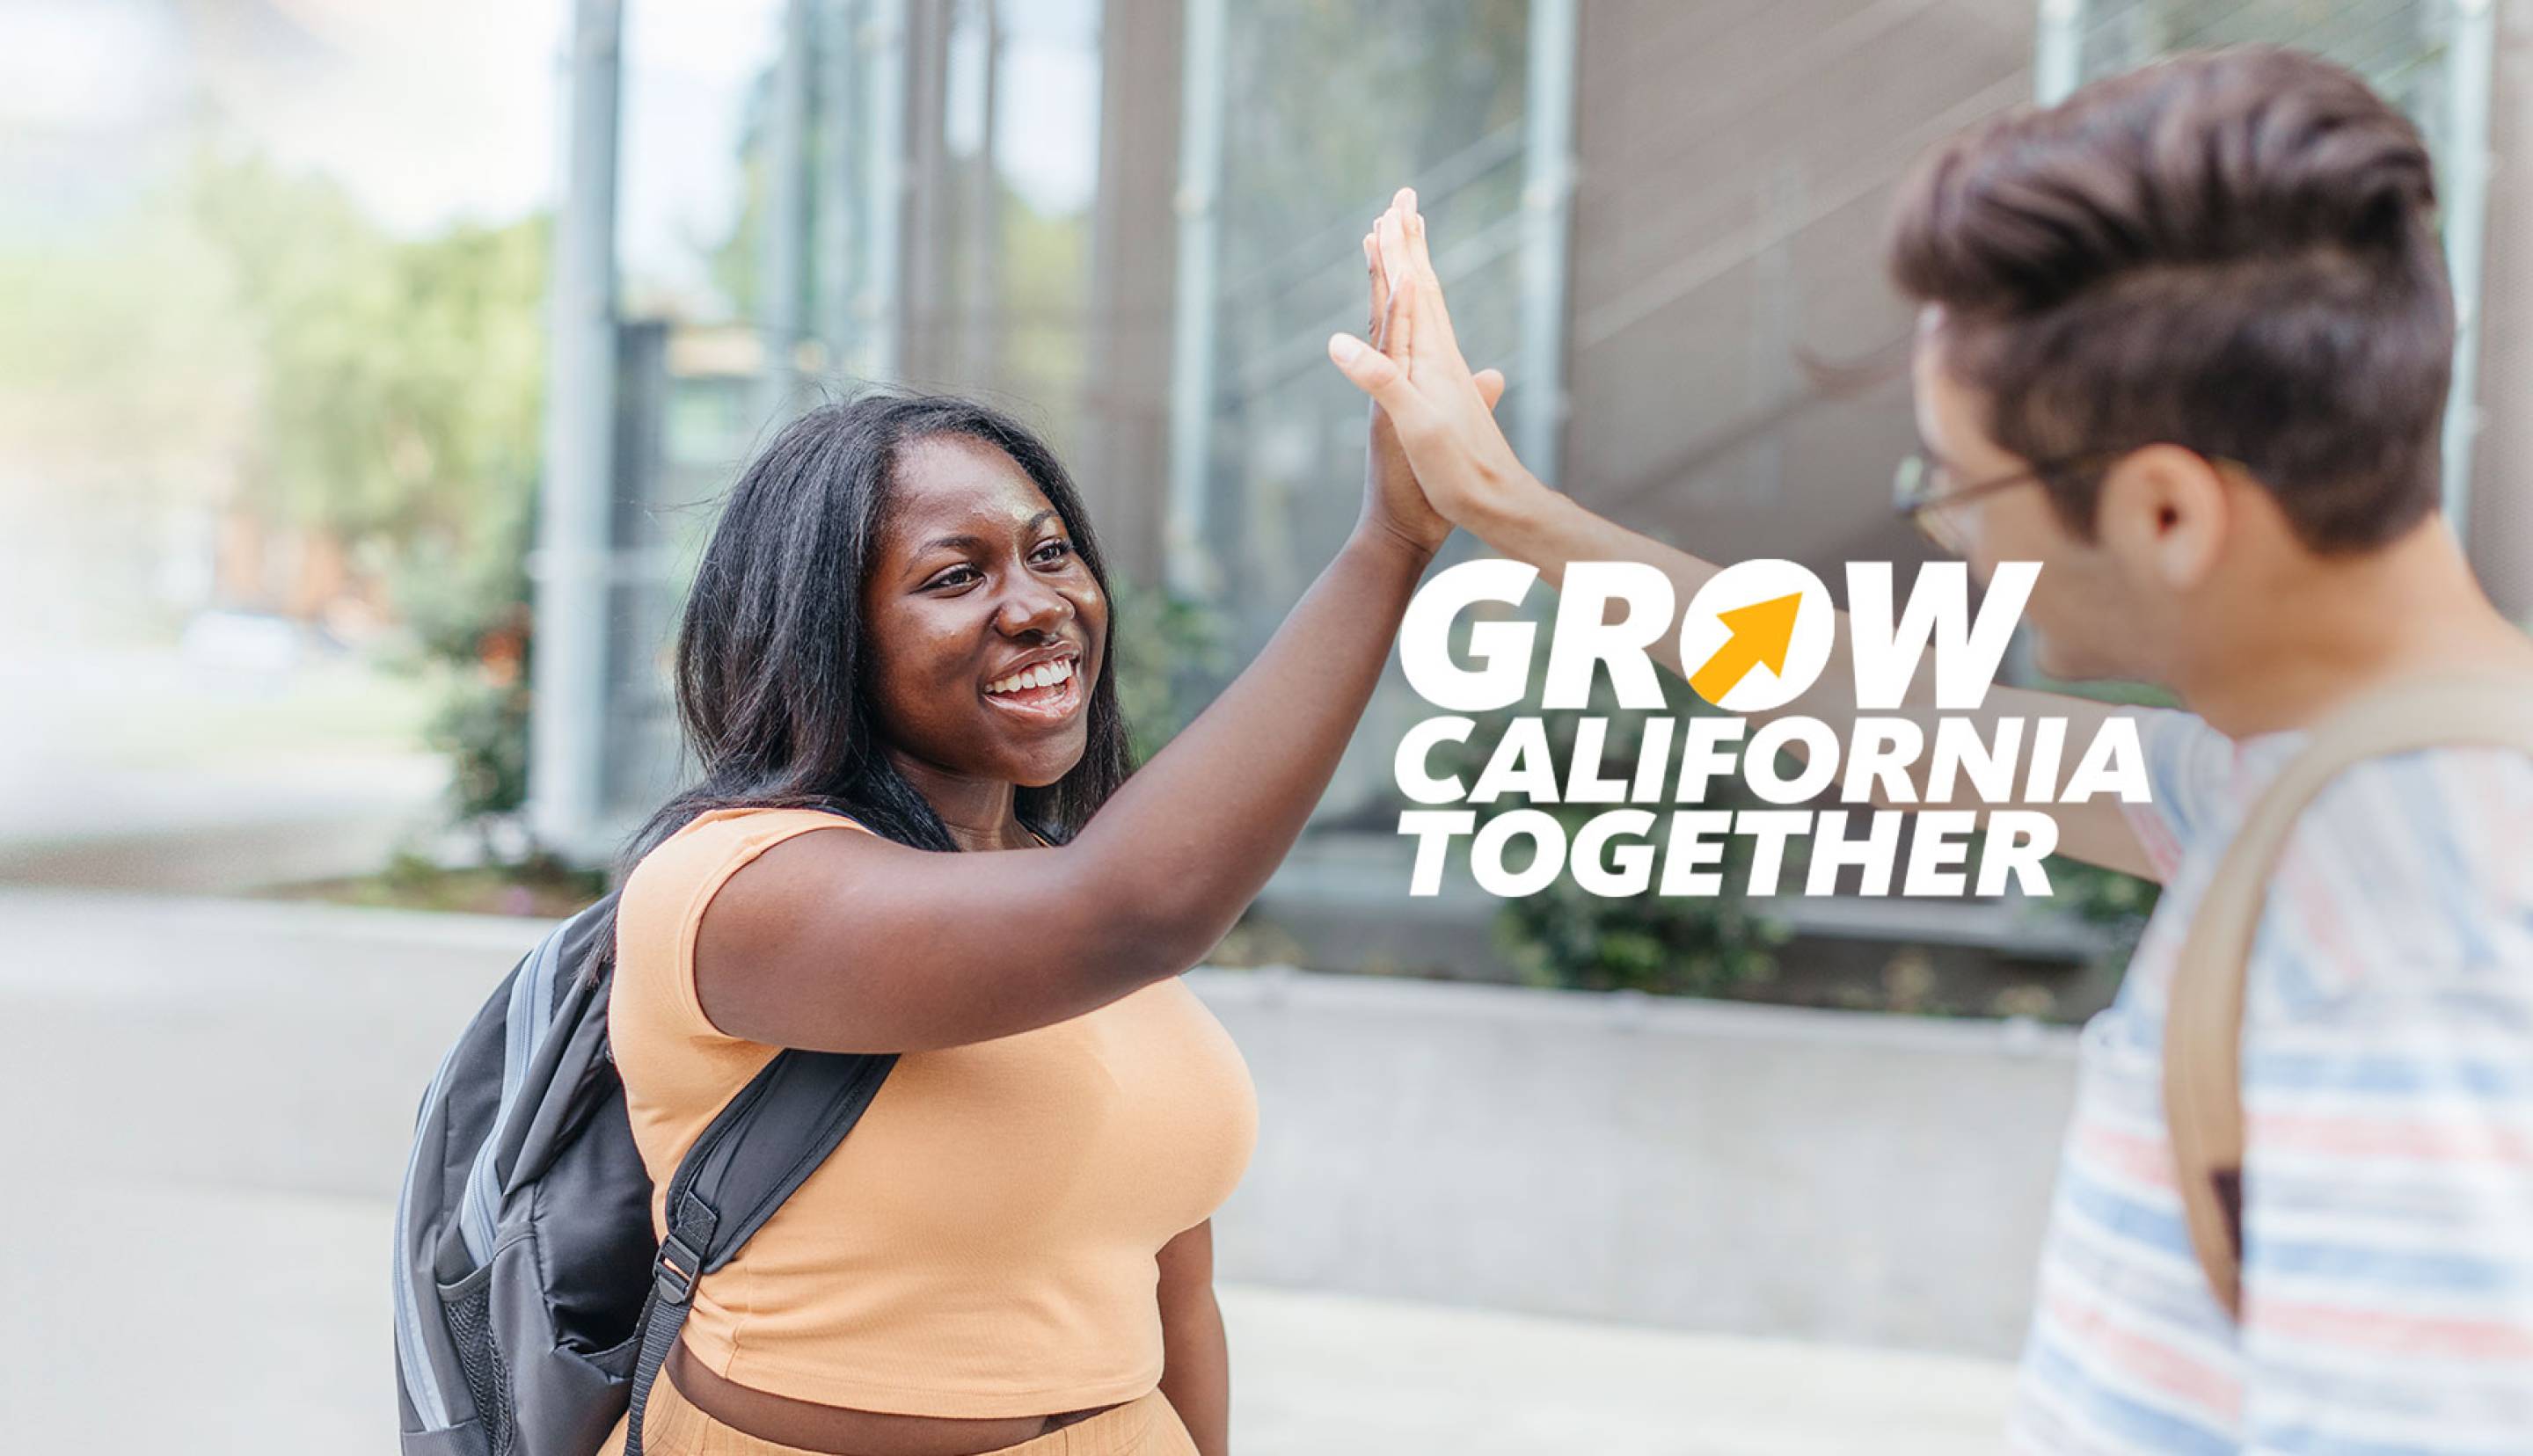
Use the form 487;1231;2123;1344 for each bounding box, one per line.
1356;188;1506;555
1331;189;1528;530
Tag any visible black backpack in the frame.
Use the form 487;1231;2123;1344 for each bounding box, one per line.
392;892;895;1456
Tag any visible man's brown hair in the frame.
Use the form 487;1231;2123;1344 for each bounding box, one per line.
1887;46;2453;551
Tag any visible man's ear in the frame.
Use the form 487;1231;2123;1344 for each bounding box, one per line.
2095;444;2230;592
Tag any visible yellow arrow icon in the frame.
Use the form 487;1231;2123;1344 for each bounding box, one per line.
1689;591;1805;704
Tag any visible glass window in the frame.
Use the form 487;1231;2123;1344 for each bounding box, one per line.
1186;0;1535;815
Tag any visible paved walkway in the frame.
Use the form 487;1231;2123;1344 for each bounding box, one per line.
0;645;446;891
0;890;2014;1452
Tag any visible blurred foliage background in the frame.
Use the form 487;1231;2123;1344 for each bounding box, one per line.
0;0;2173;1019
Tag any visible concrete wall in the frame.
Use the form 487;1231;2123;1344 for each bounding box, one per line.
4;892;2076;1364
1205;966;2074;1359
1559;0;2038;572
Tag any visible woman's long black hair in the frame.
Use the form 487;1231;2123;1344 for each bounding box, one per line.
583;392;1133;981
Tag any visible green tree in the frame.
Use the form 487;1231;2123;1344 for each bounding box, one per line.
191;155;549;552
191;153;552;826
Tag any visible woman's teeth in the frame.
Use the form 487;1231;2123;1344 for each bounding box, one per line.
985;658;1075;696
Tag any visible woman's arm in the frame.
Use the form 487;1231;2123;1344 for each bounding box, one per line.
1156;1220;1230;1456
696;232;1504;1054
1326;191;2157;880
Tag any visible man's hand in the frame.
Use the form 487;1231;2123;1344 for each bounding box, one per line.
1335;189;1528;531
1368;191;1499;554
1331;189;2157;882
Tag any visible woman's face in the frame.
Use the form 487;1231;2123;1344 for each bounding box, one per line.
862;433;1107;791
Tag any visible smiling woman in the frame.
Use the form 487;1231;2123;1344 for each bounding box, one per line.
637;400;1134;864
591;346;1454;1456
853;430;1119;832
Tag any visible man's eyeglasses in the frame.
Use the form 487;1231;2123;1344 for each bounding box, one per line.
1891;449;2122;555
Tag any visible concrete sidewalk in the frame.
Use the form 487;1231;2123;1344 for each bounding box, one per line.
0;1180;2011;1453
0;645;448;892
0;889;2015;1452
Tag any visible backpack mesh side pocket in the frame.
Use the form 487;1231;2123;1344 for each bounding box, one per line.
441;1276;515;1456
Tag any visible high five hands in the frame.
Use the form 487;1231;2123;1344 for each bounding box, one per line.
1336;188;1534;541
1350;187;1508;556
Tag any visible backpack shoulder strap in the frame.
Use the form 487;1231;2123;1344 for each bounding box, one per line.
2165;673;2533;1320
623;1048;896;1454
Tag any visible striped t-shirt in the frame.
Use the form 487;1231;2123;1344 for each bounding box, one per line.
2010;707;2533;1454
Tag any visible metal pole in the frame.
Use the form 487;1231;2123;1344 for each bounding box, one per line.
2441;0;2496;531
903;0;953;381
2011;0;2088;688
1164;0;1228;598
762;0;814;424
860;0;909;380
818;0;865;370
2034;0;2085;104
961;0;1001;389
1516;0;1578;486
529;0;624;862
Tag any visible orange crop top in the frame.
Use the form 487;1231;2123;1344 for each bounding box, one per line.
606;807;1258;1418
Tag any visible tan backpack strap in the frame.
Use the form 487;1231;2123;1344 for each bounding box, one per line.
2164;674;2533;1320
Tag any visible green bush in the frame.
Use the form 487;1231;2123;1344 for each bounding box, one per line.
423;669;532;825
2023;674;2170;968
2047;854;2160;967
1438;633;1792;998
391;484;537;829
1108;577;1230;766
1489;798;1794;996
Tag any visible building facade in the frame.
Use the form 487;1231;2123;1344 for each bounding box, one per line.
530;0;2531;870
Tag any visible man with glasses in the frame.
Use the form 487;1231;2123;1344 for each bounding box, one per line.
1330;46;2533;1455
1894;448;2127;558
